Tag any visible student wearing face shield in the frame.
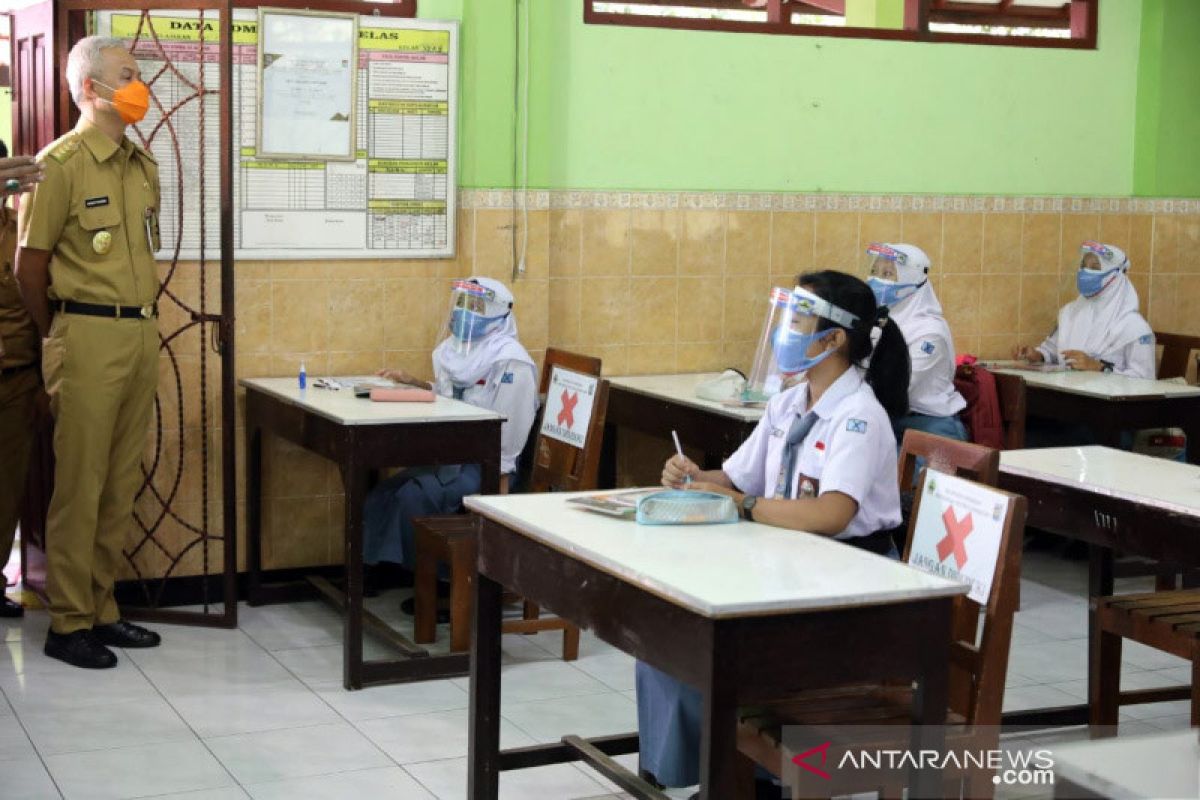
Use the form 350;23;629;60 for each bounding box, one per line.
635;271;912;795
1013;242;1154;378
362;278;538;605
864;242;968;444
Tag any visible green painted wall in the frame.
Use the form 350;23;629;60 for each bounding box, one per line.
1133;0;1200;197
517;0;1142;195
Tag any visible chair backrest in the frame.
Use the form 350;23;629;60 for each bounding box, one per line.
1154;331;1200;381
993;372;1027;450
528;348;609;493
897;429;1001;490
902;468;1026;726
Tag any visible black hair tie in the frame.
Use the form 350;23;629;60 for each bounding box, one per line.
875;305;890;329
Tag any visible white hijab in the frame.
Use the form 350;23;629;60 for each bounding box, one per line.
431;277;536;390
1056;243;1152;356
884;244;955;349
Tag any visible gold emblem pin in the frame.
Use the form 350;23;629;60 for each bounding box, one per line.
92;230;112;255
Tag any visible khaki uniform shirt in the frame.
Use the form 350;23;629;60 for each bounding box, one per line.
0;205;39;368
18;119;161;307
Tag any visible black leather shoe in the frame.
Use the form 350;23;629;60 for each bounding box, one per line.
93;620;161;648
44;630;118;669
0;597;23;618
399;596;450;624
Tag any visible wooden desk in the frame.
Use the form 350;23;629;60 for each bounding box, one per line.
1051;729;1199;799
602;373;763;484
464;492;968;800
990;366;1200;464
999;446;1200;727
241;377;503;690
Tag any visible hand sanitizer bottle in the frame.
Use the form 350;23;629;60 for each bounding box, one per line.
298;361;307;390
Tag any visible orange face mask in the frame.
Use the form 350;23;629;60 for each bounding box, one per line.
93;79;150;125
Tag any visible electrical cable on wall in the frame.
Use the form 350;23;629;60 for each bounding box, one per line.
512;0;530;280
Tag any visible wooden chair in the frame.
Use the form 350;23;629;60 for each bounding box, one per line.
898;429;1001;489
411;348;609;658
1091;589;1200;729
1154;331;1200;381
993;371;1027;450
736;468;1026;800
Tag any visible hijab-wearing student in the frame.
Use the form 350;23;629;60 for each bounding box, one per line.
635;270;911;793
864;242;967;443
362;278;537;600
1014;241;1155;378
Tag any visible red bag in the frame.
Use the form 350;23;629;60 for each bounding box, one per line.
953;357;1004;450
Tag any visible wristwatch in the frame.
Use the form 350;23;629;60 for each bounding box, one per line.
1100;360;1114;373
740;495;758;521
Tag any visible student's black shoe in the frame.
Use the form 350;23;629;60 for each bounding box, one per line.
44;630;118;669
0;597;23;618
93;620;161;648
399;595;450;624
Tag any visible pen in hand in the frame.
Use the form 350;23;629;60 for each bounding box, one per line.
671;430;692;486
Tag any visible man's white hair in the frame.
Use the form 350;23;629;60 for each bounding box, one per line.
66;36;127;105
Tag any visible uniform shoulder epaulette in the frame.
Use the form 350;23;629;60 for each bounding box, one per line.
43;134;81;165
134;143;157;165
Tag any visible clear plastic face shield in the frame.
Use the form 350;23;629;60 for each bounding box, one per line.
1076;241;1123;298
863;243;923;309
744;286;858;403
445;280;510;354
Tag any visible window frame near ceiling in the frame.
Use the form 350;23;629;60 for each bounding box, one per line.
582;0;1099;50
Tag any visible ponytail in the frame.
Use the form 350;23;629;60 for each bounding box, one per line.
796;270;912;420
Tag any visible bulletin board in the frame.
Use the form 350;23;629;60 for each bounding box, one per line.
97;8;459;260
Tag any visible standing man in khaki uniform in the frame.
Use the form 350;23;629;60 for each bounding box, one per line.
16;36;163;668
0;139;45;619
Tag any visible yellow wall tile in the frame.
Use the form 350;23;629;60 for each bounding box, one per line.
900;213;943;269
1019;274;1061;338
382;278;439;350
1021;213;1061;274
676;277;723;342
1149;275;1180;332
1176;276;1200;336
581;210;631;277
327;351;383;376
771;212;814;278
723;276;770;342
548;278;581;345
233;278;270;351
631;209;679;276
579;277;630;343
519;210;551;279
627;344;678;375
1180;216;1200;274
264;497;331;569
1129;215;1154;273
978;333;1019;361
676;342;726;372
271;281;329;353
1098;214;1132;249
1060;214;1100;273
591;344;629;376
938;274;981;338
679;210;725;276
978;274;1019;337
629;277;679;344
814;211;859;270
549;209;581;277
1152;214;1180;274
456;209;475;275
857;212;902;259
725;211;770;275
942;213;983;274
982;214;1022;274
327;281;384;353
721;339;758;374
514;278;549;351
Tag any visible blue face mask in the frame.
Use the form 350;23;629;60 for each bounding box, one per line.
866;276;921;309
772;326;836;374
1077;267;1118;298
450;308;501;341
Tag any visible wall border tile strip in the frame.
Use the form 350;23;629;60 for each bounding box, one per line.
458;190;1200;214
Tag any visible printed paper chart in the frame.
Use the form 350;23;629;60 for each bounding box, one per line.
97;10;458;260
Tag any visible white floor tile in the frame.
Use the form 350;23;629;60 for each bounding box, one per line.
270;641;398;686
526;630;618;660
137;790;250;800
19;695;194;756
0;754;62;799
44;740;234;800
357;708;536;764
136;648;297;696
169;679;341;738
1144;713;1195;732
237;603;343;651
0;712;37;759
205;722;390;784
404;756;610;800
243;766;436;799
1002;684;1081;713
502;692;637;744
572;651;636;693
452;660;614;705
1120;639;1190;671
310;678;468;722
0;662;160;716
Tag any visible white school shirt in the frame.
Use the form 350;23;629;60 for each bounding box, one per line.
1036;330;1156;380
903;326;967;418
434;359;538;475
722;367;902;540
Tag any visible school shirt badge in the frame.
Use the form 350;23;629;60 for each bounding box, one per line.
92;230;112;255
846;418;868;434
920;341;935;355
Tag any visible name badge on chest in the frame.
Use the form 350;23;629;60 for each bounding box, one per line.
92;230;112;255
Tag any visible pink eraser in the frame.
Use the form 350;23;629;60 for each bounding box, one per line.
370;387;436;403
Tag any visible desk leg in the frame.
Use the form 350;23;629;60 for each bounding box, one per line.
246;420;264;606
1088;545;1118;728
469;572;503;800
698;634;738;800
909;600;951;799
342;459;367;691
599;421;618;489
1180;402;1200;466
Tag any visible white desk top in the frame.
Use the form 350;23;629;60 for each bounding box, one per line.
607;373;765;422
464;492;967;619
239;377;504;427
1000;446;1200;518
1051;729;1199;800
989;366;1200;400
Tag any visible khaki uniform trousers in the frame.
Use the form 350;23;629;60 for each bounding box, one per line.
42;313;157;634
0;367;39;572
